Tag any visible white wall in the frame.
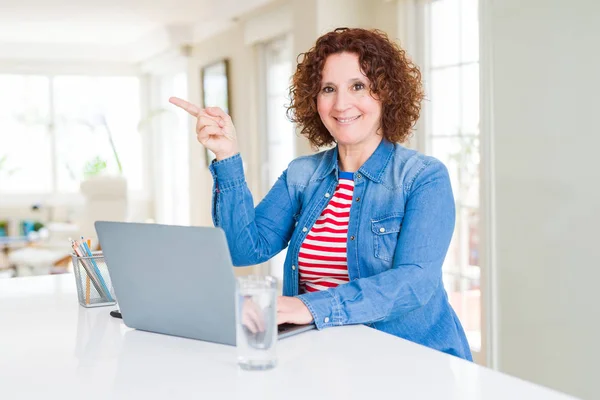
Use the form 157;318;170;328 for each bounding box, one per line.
487;0;600;398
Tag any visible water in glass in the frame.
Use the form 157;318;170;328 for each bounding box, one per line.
235;275;278;370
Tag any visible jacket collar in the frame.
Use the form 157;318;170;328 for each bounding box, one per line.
314;138;395;183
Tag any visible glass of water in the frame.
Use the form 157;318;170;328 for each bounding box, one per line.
235;275;278;370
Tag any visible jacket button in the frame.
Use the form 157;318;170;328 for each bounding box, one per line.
302;227;308;232
379;227;385;233
325;192;330;198
357;174;362;179
324;317;330;323
350;236;355;240
355;197;360;202
292;265;296;271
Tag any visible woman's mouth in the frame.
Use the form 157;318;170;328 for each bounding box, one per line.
334;115;361;124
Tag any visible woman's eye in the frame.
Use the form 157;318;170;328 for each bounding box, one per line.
322;86;334;93
353;82;365;91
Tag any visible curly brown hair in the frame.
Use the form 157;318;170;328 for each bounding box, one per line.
287;27;424;148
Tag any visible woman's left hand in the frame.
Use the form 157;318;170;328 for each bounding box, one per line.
277;296;314;325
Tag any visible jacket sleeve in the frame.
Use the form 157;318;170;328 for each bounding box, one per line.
210;154;297;266
297;160;455;329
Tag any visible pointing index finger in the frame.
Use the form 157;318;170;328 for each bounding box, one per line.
205;106;231;121
169;97;200;117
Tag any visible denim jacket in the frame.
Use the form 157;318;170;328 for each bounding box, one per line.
209;139;472;360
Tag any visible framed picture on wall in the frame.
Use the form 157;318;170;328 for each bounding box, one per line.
200;58;231;167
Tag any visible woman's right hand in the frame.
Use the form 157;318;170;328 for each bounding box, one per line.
169;97;238;161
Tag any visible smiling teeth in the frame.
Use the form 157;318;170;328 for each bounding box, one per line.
337;116;360;123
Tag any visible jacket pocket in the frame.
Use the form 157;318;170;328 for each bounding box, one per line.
371;213;404;262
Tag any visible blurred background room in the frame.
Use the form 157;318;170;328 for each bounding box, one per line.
0;0;598;398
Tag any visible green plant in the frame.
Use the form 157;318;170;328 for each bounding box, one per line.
83;156;108;179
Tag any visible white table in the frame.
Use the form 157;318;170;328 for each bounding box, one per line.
0;275;576;400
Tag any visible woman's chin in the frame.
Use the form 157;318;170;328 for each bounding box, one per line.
332;131;360;144
333;132;381;148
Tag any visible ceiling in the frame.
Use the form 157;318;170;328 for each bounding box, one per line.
0;0;274;61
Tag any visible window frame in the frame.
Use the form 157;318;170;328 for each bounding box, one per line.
256;33;296;281
410;0;490;365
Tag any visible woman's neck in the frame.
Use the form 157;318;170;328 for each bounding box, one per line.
337;136;382;172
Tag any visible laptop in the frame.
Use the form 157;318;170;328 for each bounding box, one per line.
95;221;315;346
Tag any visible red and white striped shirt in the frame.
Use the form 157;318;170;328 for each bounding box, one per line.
298;171;354;293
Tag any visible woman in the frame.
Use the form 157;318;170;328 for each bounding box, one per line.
170;27;472;360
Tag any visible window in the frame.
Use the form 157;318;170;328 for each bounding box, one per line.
259;35;295;281
423;0;482;352
149;72;190;226
262;35;295;190
0;74;142;196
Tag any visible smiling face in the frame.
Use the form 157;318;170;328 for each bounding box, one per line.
316;52;383;149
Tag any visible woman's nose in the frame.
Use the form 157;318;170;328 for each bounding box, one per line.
333;90;352;112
